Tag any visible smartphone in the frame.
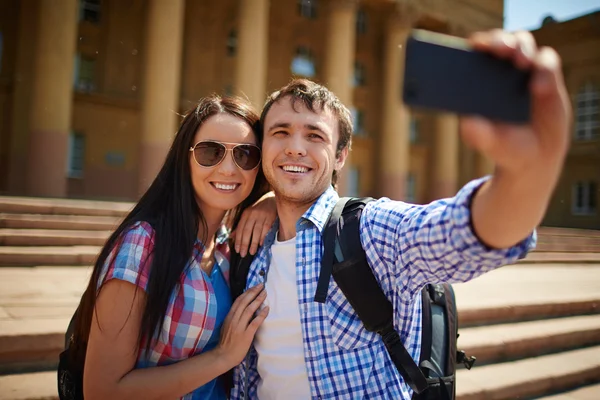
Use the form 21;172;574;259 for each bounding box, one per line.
402;29;531;124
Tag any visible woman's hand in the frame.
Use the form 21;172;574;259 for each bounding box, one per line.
233;191;277;256
216;283;269;368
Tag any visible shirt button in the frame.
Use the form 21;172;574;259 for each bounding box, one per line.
259;269;265;276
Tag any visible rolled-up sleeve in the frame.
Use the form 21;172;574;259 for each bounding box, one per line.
360;177;536;303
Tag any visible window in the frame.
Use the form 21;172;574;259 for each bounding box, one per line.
406;173;416;203
356;9;367;35
572;181;597;215
353;62;366;87
291;47;316;77
227;30;237;57
347;166;360;197
409;117;419;143
67;132;85;179
298;0;317;19
574;82;599;141
73;54;96;92
79;0;101;23
350;107;364;135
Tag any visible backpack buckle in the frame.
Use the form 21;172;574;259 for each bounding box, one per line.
457;350;476;370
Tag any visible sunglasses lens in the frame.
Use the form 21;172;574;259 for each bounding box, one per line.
194;142;226;167
233;145;261;170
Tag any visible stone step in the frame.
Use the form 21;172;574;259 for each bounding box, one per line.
0;371;58;400
0;246;100;266
1;348;599;400
537;382;600;399
456;345;600;400
1;289;597;376
538;227;600;238
0;229;111;246
0;213;121;231
458;314;600;365
0;196;133;217
534;242;600;253
459;298;600;327
0;318;70;375
519;252;600;263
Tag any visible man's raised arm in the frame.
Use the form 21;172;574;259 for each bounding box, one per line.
466;30;571;249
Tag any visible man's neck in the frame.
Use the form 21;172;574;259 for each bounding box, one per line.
276;197;317;242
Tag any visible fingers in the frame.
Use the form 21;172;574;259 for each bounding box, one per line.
531;46;564;98
239;289;268;327
459;116;496;154
247;306;269;334
249;220;263;256
470;30;538;70
259;221;272;247
239;217;257;257
234;211;249;254
530;47;571;147
229;283;264;323
513;31;537;69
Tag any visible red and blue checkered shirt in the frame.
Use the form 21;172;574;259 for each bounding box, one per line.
98;221;230;399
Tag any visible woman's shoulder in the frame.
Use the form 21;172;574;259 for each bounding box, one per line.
123;220;156;242
99;221;156;290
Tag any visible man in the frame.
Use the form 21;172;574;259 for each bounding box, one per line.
230;29;570;399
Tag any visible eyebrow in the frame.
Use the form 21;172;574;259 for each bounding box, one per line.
267;122;328;136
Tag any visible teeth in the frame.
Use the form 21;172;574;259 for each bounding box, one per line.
214;183;237;190
283;165;309;173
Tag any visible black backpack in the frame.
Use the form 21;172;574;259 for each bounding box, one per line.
230;197;476;400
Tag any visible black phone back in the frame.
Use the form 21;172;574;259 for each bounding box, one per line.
402;30;531;124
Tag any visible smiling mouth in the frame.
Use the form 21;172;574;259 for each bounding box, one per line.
280;165;311;174
211;182;240;191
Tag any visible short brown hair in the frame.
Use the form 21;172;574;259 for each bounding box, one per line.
259;79;353;187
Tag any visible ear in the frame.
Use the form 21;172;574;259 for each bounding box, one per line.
335;146;349;171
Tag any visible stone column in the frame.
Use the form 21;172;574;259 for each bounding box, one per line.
429;113;459;200
323;0;358;196
138;0;185;195
26;0;78;197
8;0;38;194
380;13;411;200
234;0;269;109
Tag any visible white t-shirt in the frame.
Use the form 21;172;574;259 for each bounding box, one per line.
254;235;312;400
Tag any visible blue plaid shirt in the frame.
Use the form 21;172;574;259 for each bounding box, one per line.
231;177;536;399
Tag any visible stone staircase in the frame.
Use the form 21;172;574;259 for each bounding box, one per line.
0;196;599;399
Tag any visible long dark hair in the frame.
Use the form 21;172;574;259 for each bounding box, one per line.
69;95;268;365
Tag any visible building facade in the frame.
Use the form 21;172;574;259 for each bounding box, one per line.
532;12;600;230
0;0;596;228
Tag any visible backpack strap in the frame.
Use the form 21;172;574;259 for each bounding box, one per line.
322;197;428;395
229;250;256;300
314;197;350;303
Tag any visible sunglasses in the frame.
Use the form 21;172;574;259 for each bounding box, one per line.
189;140;261;171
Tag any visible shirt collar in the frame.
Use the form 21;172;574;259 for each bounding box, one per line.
300;185;339;233
260;185;339;249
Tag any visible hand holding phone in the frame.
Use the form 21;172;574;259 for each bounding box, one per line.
402;29;531;124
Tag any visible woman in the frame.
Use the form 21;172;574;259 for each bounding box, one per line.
58;95;274;399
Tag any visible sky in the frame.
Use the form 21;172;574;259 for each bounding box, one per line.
504;0;600;31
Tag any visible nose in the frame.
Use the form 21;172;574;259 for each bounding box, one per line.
285;133;307;157
216;149;237;176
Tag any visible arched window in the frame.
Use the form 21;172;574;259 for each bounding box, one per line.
291;46;316;77
575;82;599;140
